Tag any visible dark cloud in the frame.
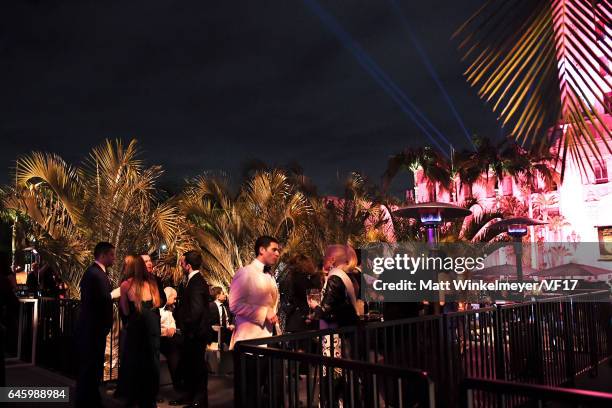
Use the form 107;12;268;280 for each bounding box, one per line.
1;0;500;196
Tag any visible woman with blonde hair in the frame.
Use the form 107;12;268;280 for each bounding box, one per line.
308;244;359;328
118;255;162;407
307;245;360;407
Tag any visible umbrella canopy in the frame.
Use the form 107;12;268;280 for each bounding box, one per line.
535;262;612;278
488;217;547;231
393;202;472;220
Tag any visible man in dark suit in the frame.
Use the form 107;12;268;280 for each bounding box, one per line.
208;287;234;349
171;251;210;408
75;242;115;407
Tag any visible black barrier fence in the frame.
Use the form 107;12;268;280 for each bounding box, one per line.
13;290;612;405
235;290;611;406
12;299;37;363
31;297;121;381
234;342;436;408
36;298;80;377
460;377;612;408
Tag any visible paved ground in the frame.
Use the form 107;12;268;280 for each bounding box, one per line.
4;360;233;408
5;359;611;407
4;362;79;408
574;360;612;393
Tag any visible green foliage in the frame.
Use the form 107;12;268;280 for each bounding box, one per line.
2;140;193;295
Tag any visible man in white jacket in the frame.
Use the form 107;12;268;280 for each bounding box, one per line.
229;235;280;349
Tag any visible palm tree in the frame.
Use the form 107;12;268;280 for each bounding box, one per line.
180;170;313;288
493;195;529;218
240;159;319;198
383;146;451;201
382;147;422;195
533;192;558;222
311;172;390;250
453;148;485;200
454;0;611;178
546;244;573;267
2;139;189;294
454;136;527;200
517;143;560;192
547;214;570;241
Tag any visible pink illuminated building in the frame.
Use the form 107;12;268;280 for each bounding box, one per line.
411;2;612;273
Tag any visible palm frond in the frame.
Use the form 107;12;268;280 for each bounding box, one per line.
6;139;187;293
455;0;611;177
16;152;84;228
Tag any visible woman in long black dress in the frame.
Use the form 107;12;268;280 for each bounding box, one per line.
118;255;162;408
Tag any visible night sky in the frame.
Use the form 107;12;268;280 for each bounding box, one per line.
1;0;501;195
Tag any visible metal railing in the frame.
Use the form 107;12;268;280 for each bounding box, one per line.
6;298;39;365
234;341;435;408
36;298;80;376
460;377;612;408
14;290;612;405
235;290;611;406
32;297;121;381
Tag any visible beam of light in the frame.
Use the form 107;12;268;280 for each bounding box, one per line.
390;0;476;150
304;0;453;153
303;0;453;157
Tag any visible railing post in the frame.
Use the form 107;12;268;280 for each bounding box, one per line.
493;306;507;407
534;301;546;383
233;344;244;408
607;300;612;368
588;302;599;377
494;305;505;381
563;300;576;386
459;385;472;408
441;313;453;407
109;307;114;382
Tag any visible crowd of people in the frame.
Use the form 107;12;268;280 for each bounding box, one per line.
3;228;611;408
1;233;467;408
73;236;362;408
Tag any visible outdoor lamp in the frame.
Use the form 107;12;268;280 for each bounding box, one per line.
507;224;528;237
420;212;443;243
489;217;547;283
394;202;471;246
393;202;472;314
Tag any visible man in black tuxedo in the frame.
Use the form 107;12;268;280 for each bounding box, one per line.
75;242;115;407
171;251;210;408
208;287;234;349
